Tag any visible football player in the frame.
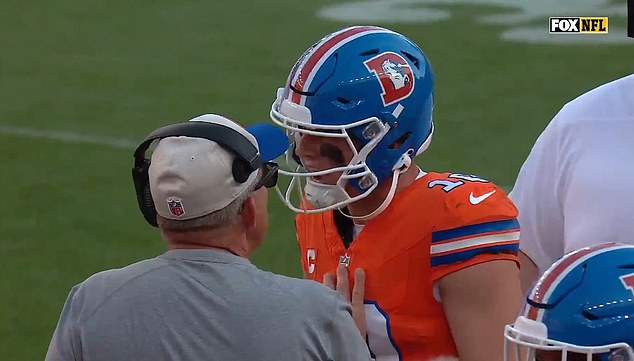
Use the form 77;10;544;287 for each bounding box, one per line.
505;242;634;361
270;26;523;361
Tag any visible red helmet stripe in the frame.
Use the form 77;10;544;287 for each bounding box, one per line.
288;26;390;105
526;242;622;321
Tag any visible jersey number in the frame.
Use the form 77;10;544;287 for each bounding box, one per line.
365;302;401;361
428;173;488;192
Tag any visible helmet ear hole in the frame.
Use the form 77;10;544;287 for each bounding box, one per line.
582;310;599;321
389;132;412;149
359;48;380;57
401;51;420;69
335;97;360;111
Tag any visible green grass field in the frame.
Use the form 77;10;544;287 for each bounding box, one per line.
1;0;631;359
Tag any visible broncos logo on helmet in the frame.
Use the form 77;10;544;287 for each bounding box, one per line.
364;52;415;106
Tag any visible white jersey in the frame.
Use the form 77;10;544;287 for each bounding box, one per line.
510;73;634;275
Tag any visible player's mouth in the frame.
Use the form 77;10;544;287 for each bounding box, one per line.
303;165;327;183
302;161;343;185
311;175;326;183
309;172;340;185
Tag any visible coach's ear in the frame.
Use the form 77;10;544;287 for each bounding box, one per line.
240;195;257;231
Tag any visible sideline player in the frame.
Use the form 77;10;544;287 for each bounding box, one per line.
270;26;523;361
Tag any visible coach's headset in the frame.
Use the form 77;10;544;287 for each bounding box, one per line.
132;121;263;227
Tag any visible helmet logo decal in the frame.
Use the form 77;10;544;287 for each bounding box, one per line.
364;52;415;106
620;273;634;296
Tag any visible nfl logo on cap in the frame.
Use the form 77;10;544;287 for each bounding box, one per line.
167;198;185;217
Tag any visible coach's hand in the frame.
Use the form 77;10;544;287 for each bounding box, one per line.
324;265;366;337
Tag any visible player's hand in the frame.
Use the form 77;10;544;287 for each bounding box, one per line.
323;265;367;337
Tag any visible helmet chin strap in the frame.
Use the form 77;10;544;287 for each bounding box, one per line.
342;154;412;222
304;178;351;210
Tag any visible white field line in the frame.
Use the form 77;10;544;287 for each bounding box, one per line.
0;125;137;150
0;124;515;192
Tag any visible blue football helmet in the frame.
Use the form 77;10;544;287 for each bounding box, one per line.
505;243;634;361
270;25;434;215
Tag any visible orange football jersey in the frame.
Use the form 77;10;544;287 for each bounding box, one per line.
295;171;520;361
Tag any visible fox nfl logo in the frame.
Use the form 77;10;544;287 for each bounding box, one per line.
549;17;608;34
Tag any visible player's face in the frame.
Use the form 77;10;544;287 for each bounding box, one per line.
294;133;354;185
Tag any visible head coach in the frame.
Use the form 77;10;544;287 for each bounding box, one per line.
45;114;372;361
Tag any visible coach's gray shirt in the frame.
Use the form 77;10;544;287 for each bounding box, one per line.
45;249;370;361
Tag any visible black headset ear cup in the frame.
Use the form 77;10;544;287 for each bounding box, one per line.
141;185;157;227
132;159;158;227
232;159;251;183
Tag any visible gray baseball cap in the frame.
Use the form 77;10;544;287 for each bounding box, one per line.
149;114;287;220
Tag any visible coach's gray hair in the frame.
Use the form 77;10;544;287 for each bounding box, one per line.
156;178;258;232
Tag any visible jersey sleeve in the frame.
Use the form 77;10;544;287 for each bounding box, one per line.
509;118;565;274
430;179;520;281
